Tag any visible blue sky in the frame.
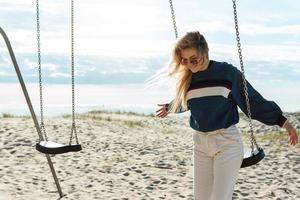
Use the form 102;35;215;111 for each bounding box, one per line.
0;0;299;111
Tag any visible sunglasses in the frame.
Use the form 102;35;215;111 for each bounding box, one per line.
180;54;204;66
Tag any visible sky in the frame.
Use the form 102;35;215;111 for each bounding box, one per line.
0;0;299;112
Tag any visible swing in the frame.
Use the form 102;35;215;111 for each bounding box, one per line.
35;0;82;155
231;0;265;168
168;0;265;168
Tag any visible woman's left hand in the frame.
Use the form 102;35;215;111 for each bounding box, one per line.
283;121;298;146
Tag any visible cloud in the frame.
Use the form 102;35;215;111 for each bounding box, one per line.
210;43;300;63
184;21;300;37
0;54;12;68
23;58;59;71
240;24;300;36
0;71;14;76
0;1;34;12
49;72;70;78
1;0;299;59
1;29;175;57
0;0;299;87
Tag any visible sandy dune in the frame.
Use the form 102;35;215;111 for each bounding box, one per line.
0;111;299;199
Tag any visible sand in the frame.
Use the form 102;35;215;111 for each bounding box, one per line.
0;111;299;200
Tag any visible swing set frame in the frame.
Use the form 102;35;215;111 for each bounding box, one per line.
0;27;64;198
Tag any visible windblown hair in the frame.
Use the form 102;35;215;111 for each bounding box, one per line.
168;31;209;113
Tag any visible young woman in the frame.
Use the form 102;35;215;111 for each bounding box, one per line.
156;31;298;200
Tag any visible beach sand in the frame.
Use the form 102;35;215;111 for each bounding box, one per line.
0;111;299;200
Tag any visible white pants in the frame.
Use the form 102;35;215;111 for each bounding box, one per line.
193;124;244;200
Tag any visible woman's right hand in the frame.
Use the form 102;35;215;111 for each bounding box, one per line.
156;104;169;118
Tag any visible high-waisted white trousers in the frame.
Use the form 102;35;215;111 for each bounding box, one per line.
193;124;244;200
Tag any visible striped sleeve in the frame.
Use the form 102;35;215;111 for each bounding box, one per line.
166;100;189;113
230;66;287;127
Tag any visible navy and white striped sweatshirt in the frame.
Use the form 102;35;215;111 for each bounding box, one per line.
166;60;287;132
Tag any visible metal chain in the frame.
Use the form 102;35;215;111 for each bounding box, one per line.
169;0;178;39
37;0;78;144
36;0;48;141
167;0;178;168
69;0;79;145
232;0;259;152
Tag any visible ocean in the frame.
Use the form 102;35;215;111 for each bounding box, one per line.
0;82;299;117
0;83;175;117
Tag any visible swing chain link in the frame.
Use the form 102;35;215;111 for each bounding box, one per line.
36;0;78;145
36;0;48;141
169;0;178;39
168;0;179;166
69;0;79;145
232;0;259;152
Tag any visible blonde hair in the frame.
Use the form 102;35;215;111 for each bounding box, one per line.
168;31;209;113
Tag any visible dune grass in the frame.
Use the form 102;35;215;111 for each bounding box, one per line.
1;113;31;118
2;113;14;118
87;109;155;117
240;130;288;145
79;112;146;128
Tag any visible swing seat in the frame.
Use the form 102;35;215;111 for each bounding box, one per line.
241;147;265;168
36;141;82;154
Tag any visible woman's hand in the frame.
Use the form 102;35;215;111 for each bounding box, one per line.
283;121;298;146
156;104;169;118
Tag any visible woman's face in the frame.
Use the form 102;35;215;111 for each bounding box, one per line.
180;48;208;73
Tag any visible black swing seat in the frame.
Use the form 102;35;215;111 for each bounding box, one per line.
36;141;82;154
241;147;265;168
